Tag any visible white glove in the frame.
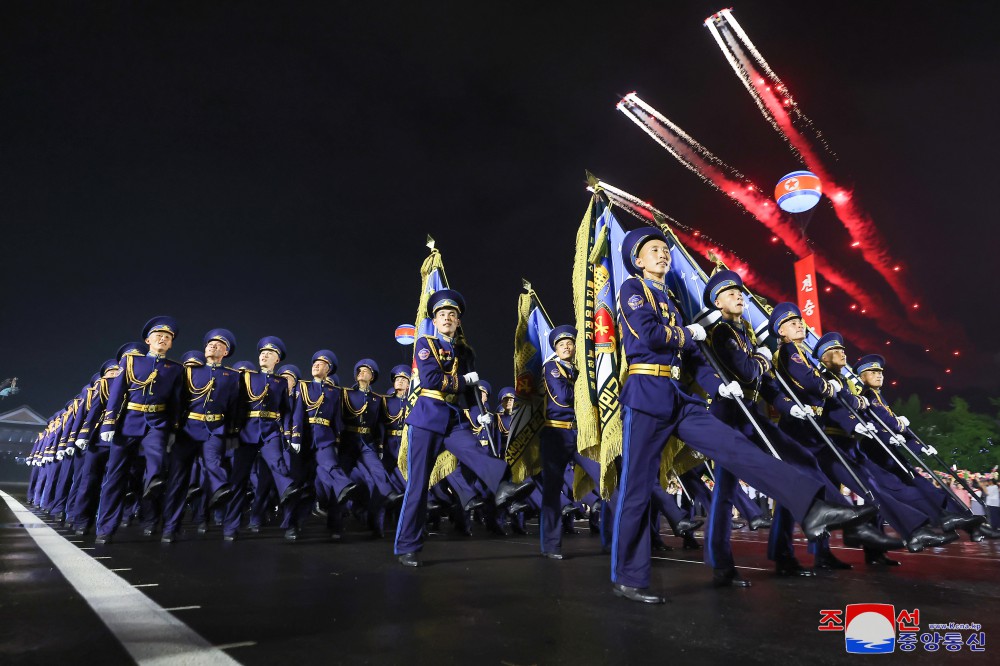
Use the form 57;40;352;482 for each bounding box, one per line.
789;405;809;420
921;445;938;457
685;324;706;342
717;383;735;399
75;438;87;448
477;413;492;425
827;379;842;394
290;441;301;453
889;434;906;446
100;431;114;443
854;423;873;438
898;416;910;428
56;450;65;461
463;372;479;385
864;423;879;436
65;446;75;457
726;381;743;398
756;346;771;358
856;396;870;410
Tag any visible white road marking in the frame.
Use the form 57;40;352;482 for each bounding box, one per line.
1;490;241;665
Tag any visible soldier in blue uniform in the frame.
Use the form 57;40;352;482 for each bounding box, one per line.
293;350;355;540
340;359;398;538
48;388;89;523
610;229;871;603
815;332;959;551
61;372;109;528
70;351;130;534
771;311;949;557
537;325;579;559
222;336;301;541
702;274;892;584
856;354;999;544
380;365;411;495
811;334;963;553
94;319;184;544
394;289;532;566
161;329;241;543
464;381;496;451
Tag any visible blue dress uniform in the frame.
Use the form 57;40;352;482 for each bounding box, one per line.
293;351;354;536
463;380;496;451
379;365;411;494
704;277;861;580
39;402;74;512
70;352;130;533
56;376;103;524
610;229;858;601
223;337;300;539
843;353;975;544
95;320;184;541
279;363;316;535
814;334;947;548
496;386;515;453
160;330;241;541
777;326;936;549
857;355;970;522
539;326;578;557
48;393;86;519
394;289;527;562
341;359;396;537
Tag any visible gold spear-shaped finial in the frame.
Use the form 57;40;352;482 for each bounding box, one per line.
521;278;532;292
426;235;436;250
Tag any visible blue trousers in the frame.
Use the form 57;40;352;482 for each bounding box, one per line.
50;455;79;515
64;452;89;526
96;430;168;536
70;445;110;530
540;427;576;554
160;434;208;534
395;424;506;555
223;438;295;535
612;404;822;589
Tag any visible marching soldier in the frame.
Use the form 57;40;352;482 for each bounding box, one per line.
380;365;411;495
293;350;356;540
856;354;1000;543
222;336;300;541
610;228;871;603
702;274;892;584
394;289;532;567
70;350;131;534
538;325;578;559
161;329;241;543
341;359;399;538
94;319;184;544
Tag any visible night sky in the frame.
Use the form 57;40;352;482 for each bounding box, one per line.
3;1;998;419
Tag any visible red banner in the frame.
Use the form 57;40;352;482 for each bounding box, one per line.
794;254;823;335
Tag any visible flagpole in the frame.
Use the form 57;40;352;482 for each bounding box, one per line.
522;278;555;328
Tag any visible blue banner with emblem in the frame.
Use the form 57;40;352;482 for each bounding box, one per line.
506;288;553;481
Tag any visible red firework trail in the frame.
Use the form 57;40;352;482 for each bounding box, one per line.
592;178;903;360
705;9;949;338
615;94;927;346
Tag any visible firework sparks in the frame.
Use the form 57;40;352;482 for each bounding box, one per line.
615;93;926;346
